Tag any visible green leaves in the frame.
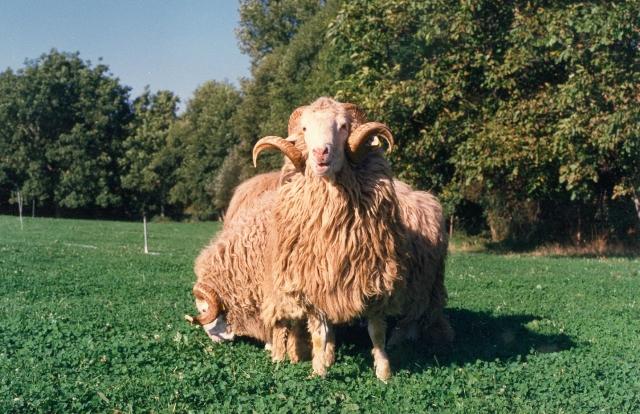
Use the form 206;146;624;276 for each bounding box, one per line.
0;50;132;213
328;0;640;242
119;88;180;216
236;0;323;63
166;80;243;220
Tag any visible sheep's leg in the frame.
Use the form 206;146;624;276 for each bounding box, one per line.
287;319;312;363
270;320;288;362
323;322;336;367
387;318;419;348
368;317;391;382
307;315;327;378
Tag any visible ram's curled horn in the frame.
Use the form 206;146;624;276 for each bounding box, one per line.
253;136;306;172
287;106;307;135
346;122;394;164
341;103;368;125
184;282;223;325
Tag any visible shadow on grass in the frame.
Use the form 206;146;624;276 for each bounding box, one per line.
332;308;578;375
218;307;577;379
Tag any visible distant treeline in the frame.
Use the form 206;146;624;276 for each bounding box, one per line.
1;0;639;246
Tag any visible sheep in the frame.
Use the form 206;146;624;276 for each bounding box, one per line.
184;190;273;343
184;187;312;362
272;104;453;348
387;180;454;348
187;97;452;380
254;97;408;380
224;171;454;351
223;171;281;226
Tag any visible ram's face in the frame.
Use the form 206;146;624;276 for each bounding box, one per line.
195;297;235;343
300;109;350;181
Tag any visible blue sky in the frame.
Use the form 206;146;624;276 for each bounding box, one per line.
0;1;252;112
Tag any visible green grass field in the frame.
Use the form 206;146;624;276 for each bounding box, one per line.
1;215;639;413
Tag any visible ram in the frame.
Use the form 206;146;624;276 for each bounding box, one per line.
184;188;311;362
254;97;408;381
189;97;452;380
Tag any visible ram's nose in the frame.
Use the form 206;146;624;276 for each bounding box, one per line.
312;145;330;164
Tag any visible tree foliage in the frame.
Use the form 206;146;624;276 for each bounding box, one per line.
167;80;242;220
330;0;640;242
0;50;132;215
2;2;639;244
236;0;324;63
119;87;180;216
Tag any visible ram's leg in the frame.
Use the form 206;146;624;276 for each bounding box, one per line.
368;317;391;382
270;320;288;362
287;319;312;363
307;315;327;378
387;318;418;348
323;322;336;367
421;314;455;346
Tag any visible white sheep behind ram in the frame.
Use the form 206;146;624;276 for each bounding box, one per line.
388;180;454;347
185;188;312;362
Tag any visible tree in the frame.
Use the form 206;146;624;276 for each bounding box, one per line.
119;87;180;217
0;50;132;216
330;0;640;242
232;0;343;174
236;0;324;63
168;80;242;220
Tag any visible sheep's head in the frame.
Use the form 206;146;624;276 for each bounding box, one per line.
253;97;393;182
184;283;235;342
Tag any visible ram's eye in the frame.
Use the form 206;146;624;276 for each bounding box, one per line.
339;124;347;130
302;127;307;132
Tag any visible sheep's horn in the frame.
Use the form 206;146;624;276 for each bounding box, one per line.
341;103;368;125
288;106;307;135
253;136;306;171
346;122;394;164
184;282;223;325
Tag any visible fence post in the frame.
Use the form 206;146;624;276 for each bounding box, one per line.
17;190;23;230
143;212;149;254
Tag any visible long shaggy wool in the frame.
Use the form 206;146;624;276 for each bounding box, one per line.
394;181;448;320
261;153;407;326
194;190;276;343
392;181;454;344
221;169;453;345
224;171;281;226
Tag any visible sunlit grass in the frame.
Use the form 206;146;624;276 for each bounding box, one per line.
1;215;639;412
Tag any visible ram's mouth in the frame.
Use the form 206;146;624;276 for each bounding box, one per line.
202;315;235;343
314;162;331;175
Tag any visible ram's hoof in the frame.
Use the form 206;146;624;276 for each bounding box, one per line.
375;360;391;383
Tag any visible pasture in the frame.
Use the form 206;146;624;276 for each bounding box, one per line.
1;215;639;412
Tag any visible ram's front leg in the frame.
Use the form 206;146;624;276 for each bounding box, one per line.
270;320;288;362
307;314;327;378
368;316;391;382
323;321;336;367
